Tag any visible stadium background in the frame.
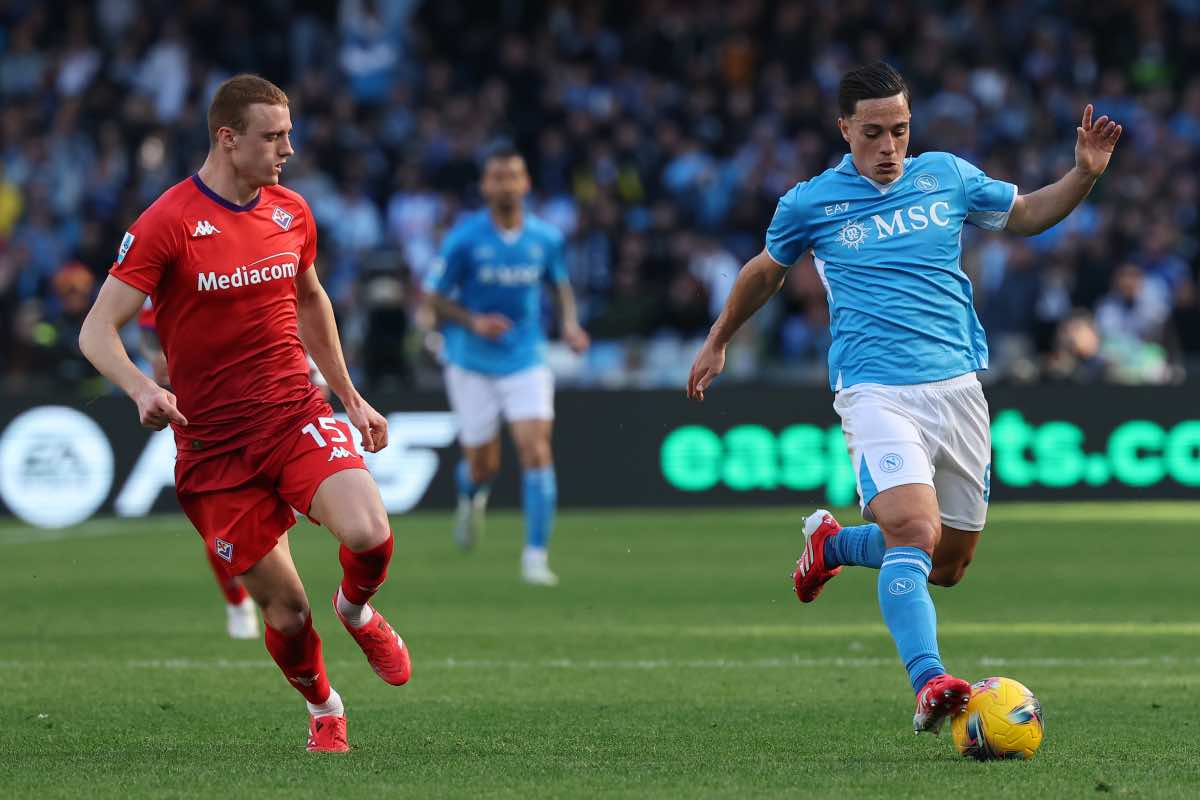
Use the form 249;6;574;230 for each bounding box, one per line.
1;0;1199;522
2;3;1199;798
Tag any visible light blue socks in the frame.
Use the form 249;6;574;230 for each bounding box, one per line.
824;523;886;569
878;546;944;693
522;466;557;550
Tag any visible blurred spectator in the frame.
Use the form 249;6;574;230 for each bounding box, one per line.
0;1;1198;391
1044;311;1109;382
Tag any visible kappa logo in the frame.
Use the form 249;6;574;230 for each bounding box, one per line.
192;220;221;237
272;206;293;231
328;446;355;461
215;538;233;563
288;674;320;688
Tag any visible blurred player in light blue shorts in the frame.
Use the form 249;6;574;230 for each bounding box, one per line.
425;141;589;585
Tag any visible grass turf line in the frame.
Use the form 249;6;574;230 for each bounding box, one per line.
1;504;1198;798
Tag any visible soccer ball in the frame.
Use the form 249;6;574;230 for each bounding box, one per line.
951;677;1044;761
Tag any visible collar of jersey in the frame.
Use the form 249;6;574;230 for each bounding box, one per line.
834;154;912;194
191;174;261;213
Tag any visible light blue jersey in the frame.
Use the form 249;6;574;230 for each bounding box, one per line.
766;152;1017;390
426;210;569;375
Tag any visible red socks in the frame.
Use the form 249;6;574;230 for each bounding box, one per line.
264;614;331;704
338;535;394;606
204;546;249;605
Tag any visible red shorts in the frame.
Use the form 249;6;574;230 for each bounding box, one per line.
176;410;367;576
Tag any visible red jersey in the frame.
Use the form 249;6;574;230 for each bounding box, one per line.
111;174;326;460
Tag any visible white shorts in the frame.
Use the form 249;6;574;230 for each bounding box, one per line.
833;372;991;531
444;364;555;447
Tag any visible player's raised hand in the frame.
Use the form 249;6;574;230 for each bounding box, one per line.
133;385;188;430
687;339;726;402
563;321;590;354
470;312;513;340
1075;104;1122;178
347;397;388;453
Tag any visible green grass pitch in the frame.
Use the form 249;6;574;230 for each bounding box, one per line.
2;503;1198;798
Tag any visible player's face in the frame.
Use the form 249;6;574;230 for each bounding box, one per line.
231;103;294;188
838;93;911;184
481;156;531;214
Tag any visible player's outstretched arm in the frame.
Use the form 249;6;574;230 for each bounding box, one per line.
554;281;590;353
80;277;188;430
1007;104;1122;236
295;268;387;452
687;250;787;402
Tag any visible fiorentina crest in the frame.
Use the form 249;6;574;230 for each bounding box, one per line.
215;538;234;563
272;206;293;231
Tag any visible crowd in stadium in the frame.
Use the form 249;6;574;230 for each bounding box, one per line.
1;0;1198;391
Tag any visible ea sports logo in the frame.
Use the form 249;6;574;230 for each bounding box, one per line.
0;406;114;528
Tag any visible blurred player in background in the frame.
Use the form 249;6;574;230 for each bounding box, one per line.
424;141;590;586
80;74;411;753
688;62;1121;736
139;300;332;641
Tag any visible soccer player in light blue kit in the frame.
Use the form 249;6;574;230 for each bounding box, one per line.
688;63;1122;735
426;141;590;586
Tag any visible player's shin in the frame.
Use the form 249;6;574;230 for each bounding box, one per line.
264;614;333;705
824;523;885;569
456;459;492;500
521;466;556;554
336;535;394;628
877;547;945;692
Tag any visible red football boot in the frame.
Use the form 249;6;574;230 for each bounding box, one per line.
912;673;972;734
306;714;349;753
334;594;412;686
793;509;844;603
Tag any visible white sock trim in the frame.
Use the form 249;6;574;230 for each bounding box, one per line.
336;587;375;629
307;687;344;718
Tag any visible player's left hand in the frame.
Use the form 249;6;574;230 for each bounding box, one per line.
1075;104;1122;178
563;322;590;354
346;396;388;453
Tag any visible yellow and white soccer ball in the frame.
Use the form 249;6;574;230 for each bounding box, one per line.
951;677;1044;760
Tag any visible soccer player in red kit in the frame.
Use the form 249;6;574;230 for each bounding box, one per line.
79;74;409;753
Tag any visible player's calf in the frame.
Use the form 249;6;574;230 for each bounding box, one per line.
928;557;972;587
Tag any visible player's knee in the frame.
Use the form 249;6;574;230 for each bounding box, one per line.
929;557;971;587
262;601;310;636
886;517;940;555
517;439;552;469
341;507;392;552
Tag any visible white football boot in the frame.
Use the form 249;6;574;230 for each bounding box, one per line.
453;488;489;551
225;596;260;640
521;547;559;587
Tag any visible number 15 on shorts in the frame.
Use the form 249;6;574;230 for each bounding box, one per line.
301;417;356;460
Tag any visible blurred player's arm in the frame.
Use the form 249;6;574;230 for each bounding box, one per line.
1007;104;1123;236
553;281;590;353
80;277;187;429
138;327;170;385
687;250;786;401
424;291;512;340
294;268;388;452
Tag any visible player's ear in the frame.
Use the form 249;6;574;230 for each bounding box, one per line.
837;117;851;144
